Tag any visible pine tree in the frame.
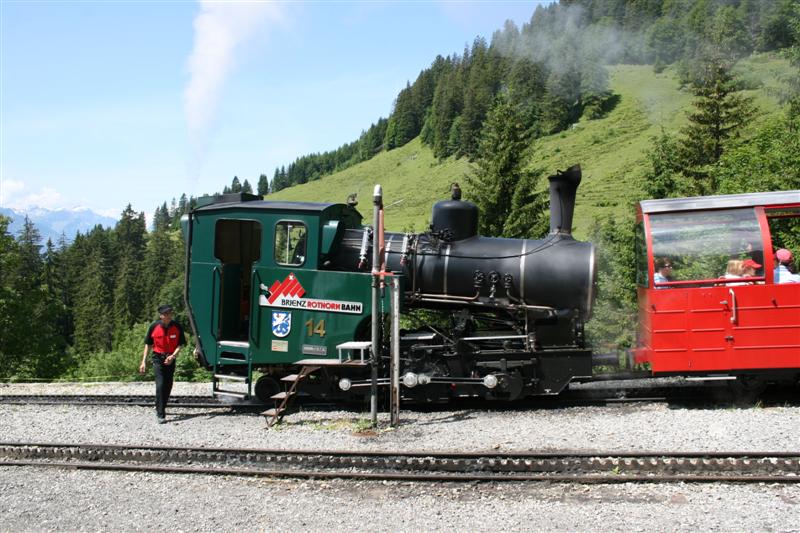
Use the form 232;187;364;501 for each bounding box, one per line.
0;215;23;377
646;17;685;65
757;0;798;52
231;176;242;193
678;55;755;194
427;60;465;158
154;202;171;231
178;194;188;217
74;250;113;356
73;226;115;356
709;6;752;61
541;55;583;133
242;179;253;194
48;233;72;344
16;216;43;292
7;218;68;376
257;174;269;196
384;83;419;150
113;205;147;341
459;37;499;158
43;238;58;299
466;94;547;238
142;225;184;317
643;129;684;199
507;58;545;132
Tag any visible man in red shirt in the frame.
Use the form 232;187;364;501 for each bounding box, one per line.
139;304;186;423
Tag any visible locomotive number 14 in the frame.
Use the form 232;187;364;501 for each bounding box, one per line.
305;319;326;338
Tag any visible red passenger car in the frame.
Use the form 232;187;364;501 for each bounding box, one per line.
634;190;800;383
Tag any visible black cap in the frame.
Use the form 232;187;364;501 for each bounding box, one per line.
158;305;174;315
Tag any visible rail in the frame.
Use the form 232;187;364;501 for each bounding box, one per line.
1;442;798;483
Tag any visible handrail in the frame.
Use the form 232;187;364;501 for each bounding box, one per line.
729;288;738;324
249;268;261;347
654;276;765;288
211;266;221;339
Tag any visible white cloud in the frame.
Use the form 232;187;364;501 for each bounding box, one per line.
97;207;123;219
0;179;26;206
0;179;71;211
184;1;286;177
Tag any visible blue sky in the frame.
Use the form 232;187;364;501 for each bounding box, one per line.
1;1;547;220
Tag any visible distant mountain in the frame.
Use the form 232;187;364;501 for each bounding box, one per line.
0;206;118;244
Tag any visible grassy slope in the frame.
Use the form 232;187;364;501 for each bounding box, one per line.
267;137;472;232
528;64;693;237
269;54;790;239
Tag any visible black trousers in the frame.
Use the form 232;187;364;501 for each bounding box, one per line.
152;355;175;418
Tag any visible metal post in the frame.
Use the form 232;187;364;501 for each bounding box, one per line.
390;276;400;427
370;185;382;427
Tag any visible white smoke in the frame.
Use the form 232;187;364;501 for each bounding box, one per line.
184;1;284;178
523;3;628;74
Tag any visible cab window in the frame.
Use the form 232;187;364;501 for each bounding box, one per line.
649;208;763;284
274;221;307;266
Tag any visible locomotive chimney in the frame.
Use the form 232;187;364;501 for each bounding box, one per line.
548;164;582;238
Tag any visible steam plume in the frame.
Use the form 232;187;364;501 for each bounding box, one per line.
184;1;283;178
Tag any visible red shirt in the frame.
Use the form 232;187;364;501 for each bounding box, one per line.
145;320;186;354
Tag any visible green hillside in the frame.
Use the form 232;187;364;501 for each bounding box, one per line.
267;137;472;233
270;55;791;239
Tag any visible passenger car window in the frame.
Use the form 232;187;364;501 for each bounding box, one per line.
766;208;800;255
274;221;307;266
635;221;649;288
649;208;763;284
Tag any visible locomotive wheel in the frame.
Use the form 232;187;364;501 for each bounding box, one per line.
254;375;281;403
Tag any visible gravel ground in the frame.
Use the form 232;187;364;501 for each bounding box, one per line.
0;380;210;397
1;381;800;532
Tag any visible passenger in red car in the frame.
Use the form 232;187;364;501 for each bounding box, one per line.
741;259;761;281
653;258;673;288
723;259;746;285
775;249;800;283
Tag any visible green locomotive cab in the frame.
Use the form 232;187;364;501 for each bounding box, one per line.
182;193;374;401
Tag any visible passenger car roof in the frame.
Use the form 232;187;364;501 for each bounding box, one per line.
640;190;800;214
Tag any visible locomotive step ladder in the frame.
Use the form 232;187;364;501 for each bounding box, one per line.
262;365;320;427
212;373;249;400
213;341;252;400
262;342;372;428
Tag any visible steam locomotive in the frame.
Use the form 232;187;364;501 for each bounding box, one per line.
182;165;599;403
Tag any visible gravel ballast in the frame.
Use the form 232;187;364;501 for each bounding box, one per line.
1;381;799;531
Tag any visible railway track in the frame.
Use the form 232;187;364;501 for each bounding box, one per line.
0;386;705;409
0;395;235;408
0;442;798;483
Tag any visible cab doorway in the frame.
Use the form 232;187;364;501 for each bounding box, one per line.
214;219;262;341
